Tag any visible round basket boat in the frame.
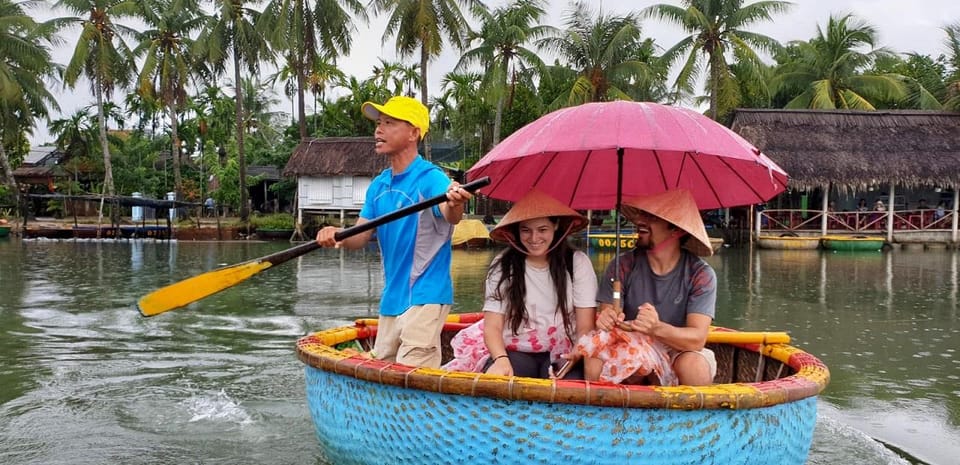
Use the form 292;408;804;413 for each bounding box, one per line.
297;313;830;465
757;235;821;250
821;235;884;252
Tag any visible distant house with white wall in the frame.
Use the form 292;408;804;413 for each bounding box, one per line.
282;137;388;235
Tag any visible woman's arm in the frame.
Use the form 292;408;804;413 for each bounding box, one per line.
574;306;602;381
482;311;512;376
572;251;602;380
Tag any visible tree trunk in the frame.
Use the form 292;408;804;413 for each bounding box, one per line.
169;103;182;200
420;46;431;161
95;84;116;229
234;49;248;222
96;85;115;197
708;51;720;121
297;64;307;140
0;142;19;208
492;56;512;147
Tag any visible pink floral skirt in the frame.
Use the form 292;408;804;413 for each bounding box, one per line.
572;328;677;385
442;320;571;373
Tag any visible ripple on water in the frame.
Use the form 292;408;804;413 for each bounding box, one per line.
810;406;912;465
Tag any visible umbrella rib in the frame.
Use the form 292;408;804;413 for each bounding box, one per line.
720;158;765;203
530;152;560;193
681;152;722;206
485;157;522;197
568;150;592;207
651;150;669;191
714;155;768;205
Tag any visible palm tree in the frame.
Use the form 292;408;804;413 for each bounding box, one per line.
538;1;663;107
195;0;273;222
52;0;138;200
0;0;60;201
943;22;960;110
133;0;205;201
869;53;944;110
456;0;551;145
438;71;488;156
371;58;407;95
49;108;95;158
644;0;791;121
772;14;905;110
259;0;366;140
367;0;482;159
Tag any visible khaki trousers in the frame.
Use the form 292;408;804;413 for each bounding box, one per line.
373;304;451;369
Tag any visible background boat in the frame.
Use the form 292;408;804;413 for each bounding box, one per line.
451;219;491;249
757;235;821;250
587;232;724;253
821;235;885;251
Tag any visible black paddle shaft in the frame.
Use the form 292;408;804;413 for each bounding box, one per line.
261;176;492;267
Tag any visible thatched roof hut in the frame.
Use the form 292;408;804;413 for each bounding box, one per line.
730;109;960;191
283;137;388;177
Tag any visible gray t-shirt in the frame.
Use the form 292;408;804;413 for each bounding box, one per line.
597;250;716;327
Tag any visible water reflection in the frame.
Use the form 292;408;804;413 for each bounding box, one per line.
0;240;957;464
293;245;382;323
715;248;959;465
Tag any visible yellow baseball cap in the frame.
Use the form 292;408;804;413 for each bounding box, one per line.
361;96;430;139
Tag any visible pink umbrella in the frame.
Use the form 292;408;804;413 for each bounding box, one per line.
466;101;787;210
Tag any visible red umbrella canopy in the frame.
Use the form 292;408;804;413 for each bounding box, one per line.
466;101;788;210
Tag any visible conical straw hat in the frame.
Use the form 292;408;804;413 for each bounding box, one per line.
622;189;713;257
490;190;587;245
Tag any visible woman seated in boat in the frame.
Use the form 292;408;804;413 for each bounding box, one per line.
443;190;601;380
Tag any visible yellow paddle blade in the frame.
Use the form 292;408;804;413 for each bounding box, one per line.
138;260;274;317
707;331;790;345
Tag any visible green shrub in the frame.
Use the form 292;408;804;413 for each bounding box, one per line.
249;213;295;230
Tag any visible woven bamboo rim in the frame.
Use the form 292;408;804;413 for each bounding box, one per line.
296;313;829;410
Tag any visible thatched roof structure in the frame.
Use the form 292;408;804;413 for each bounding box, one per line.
283;137;388;177
248;165;280;181
730;109;960;191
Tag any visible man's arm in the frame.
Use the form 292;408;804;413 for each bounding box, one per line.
315;218;374;250
595;302;624;331
439;182;472;225
628;304;710;352
600;301;711;352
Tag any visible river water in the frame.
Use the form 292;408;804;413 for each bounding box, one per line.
0;237;957;464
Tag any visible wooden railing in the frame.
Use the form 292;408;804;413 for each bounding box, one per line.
759;209;954;233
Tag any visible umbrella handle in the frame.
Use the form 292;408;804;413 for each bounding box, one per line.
612;279;622;313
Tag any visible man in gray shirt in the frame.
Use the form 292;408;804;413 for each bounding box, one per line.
595;189;717;385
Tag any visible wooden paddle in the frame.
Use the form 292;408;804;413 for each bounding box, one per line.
138;176;491;317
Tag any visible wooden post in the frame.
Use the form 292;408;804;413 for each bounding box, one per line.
821;183;829;236
887;183;895;243
952;188;959;245
754;206;761;240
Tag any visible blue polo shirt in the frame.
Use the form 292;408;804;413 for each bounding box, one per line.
360;156;454;316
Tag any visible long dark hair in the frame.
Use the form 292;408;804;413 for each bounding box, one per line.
487;217;576;341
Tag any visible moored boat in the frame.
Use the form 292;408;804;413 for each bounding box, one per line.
588;233;723;253
297;313;829;465
821;235;884;252
587;232;636;250
452;219;491;249
0;224;10;238
709;237;724;252
757;235;821;250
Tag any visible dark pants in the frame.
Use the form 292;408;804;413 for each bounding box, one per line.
483;351;584;380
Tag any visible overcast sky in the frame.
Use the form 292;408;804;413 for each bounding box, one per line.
28;0;960;146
